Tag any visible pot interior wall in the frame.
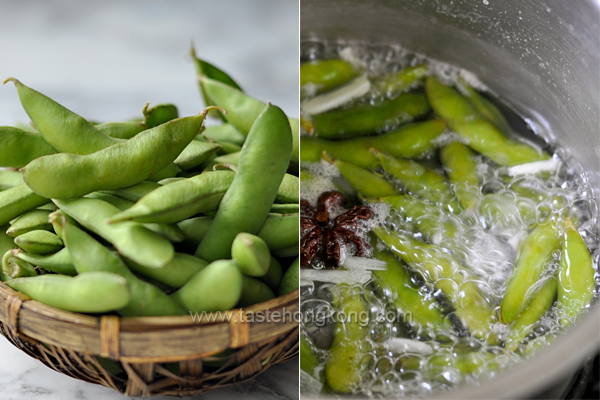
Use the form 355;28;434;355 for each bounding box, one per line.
301;0;600;398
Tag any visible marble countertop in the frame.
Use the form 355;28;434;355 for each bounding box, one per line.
0;1;299;399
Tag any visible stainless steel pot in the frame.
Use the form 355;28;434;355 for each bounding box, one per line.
301;0;600;398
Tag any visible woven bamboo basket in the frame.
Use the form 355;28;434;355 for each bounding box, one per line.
0;280;299;397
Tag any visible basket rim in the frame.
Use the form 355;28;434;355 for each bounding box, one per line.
0;280;299;362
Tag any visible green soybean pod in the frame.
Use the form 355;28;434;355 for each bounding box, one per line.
504;277;557;352
311;93;431;139
53;197;174;269
458;77;513;136
278;257;299;296
300;334;321;375
0;184;49;226
0;169;24;191
0;127;56;168
256;213;299;252
22;110;211;199
556;219;596;324
238;276;275;307
334;159;398;198
440;142;481;210
4;78;118;154
101;181;162;203
0;225;15;256
60;217;185;316
300;59;356;97
258;256;283;292
123;252;208;289
376;64;428;94
196;104;292;261
201;123;246;146
325;290;370;393
7;209;53;237
270;203;299;214
13;247;76;275
373;227;495;339
201;151;241;172
14;230;63;255
177;216;213;251
146;163;181;182
2;249;37;282
174;140;222;171
231;233;271;277
301;119;447;168
96;121;148;139
6;272;130;313
143;103;179;128
372;248;452;331
500;220;562;324
108;171;236;224
198;76;300;164
170;259;243;312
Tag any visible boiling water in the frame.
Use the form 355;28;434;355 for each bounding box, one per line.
300;40;600;397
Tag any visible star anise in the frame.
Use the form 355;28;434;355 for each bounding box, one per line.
301;191;374;268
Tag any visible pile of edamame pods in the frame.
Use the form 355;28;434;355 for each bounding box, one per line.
0;47;300;317
299;43;599;396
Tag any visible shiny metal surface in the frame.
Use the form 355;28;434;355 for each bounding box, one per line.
301;0;600;398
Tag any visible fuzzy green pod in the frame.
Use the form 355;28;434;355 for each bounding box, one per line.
278;257;299;296
231;233;271;277
440;141;480;210
0;184;49;226
143;103;179;128
238;276;275;307
14;230;63;255
300;59;356;97
258;256;283;292
96;120;148;139
500;220;562;324
196;104;292;261
13;248;76;275
173;140;222;171
22;110;211;199
7;209;53;237
2;249;37;282
6;272;130;313
123;252;208;289
334;159;398;198
170;259;243;312
0;126;56;168
0;169;24;190
301;119;447;168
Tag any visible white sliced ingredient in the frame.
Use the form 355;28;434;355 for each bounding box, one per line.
386;338;434;355
507;158;561;176
343;256;387;271
300;370;323;394
301;74;371;115
300;268;372;284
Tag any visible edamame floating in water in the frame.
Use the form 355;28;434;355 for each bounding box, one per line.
0;46;300;318
299;41;599;397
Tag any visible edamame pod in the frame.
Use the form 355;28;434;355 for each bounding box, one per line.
2;249;37;282
500;220;562;324
198;76;300;163
504;277;557;352
458;77;512;136
143;103;179;128
440;142;480;210
270;203;300;214
14;230;63;255
201;123;246;146
238;276;275;307
101;181;162;203
0;169;24;190
7;209;53;237
196;104;292;261
375;64;428;94
0;126;56;168
556;219;595;324
53;197;174;269
373;227;495;338
258;256;283;292
300;59;356;97
60;218;185;316
173;140;222;171
5;272;130;313
96;120;148;139
311;93;431;139
201;151;241;172
376;152;460;211
300;334;321;375
3;78;120;154
278;257;299;296
170;259;243;312
301;119;447;168
22;110;212;199
123;252;208;289
426;77;549;166
0;184;49;226
231;233;271;277
146;163;181;182
256;213;299;252
373;248;452;331
0;225;15;256
13;248;76;275
334;159;398;198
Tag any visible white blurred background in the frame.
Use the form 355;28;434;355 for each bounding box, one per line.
0;0;299;125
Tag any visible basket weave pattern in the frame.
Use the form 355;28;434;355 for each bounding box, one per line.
0;282;299;397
